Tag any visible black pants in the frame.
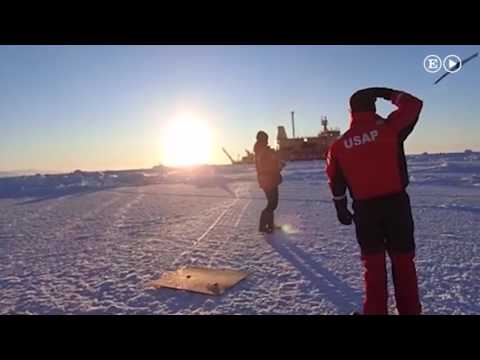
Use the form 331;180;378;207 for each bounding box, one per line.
352;191;415;255
264;187;279;212
259;187;278;231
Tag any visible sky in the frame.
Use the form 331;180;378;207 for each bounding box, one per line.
0;45;479;172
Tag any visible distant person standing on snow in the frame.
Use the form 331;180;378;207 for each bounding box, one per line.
326;87;423;315
254;131;284;233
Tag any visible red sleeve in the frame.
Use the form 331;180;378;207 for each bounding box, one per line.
326;144;347;199
386;91;423;136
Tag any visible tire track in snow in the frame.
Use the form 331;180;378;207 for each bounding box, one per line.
170;198;239;268
175;182;253;268
206;197;252;267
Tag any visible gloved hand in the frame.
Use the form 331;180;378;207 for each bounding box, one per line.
350;88;395;110
333;197;353;225
366;87;395;101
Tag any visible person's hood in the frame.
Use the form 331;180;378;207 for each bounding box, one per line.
349;111;384;128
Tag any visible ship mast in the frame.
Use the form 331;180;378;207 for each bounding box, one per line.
291;111;296;139
321;116;328;132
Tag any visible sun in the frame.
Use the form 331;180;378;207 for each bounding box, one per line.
162;115;213;167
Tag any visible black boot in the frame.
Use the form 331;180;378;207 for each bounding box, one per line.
258;210;269;233
264;211;274;233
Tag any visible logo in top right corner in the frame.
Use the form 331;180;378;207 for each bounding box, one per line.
443;55;462;73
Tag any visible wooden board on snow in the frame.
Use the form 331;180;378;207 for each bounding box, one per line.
150;267;248;296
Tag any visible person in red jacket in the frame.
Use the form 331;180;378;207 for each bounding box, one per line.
254;131;283;233
326;87;423;315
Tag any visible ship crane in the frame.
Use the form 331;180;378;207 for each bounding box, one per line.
222;147;255;165
222;147;236;164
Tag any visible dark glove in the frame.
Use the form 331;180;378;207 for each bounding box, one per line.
365;87;395;100
333;197;353;225
350;88;396;113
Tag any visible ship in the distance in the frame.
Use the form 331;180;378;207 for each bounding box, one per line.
276;112;340;161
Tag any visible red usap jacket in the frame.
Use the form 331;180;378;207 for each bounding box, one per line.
326;91;423;201
254;144;283;192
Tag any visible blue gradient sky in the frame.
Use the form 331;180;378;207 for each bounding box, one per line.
0;45;479;172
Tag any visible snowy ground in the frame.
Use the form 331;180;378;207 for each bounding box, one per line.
1;152;479;314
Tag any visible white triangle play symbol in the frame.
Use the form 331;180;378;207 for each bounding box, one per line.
448;59;458;69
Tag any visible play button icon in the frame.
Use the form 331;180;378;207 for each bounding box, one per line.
443;55;462;73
